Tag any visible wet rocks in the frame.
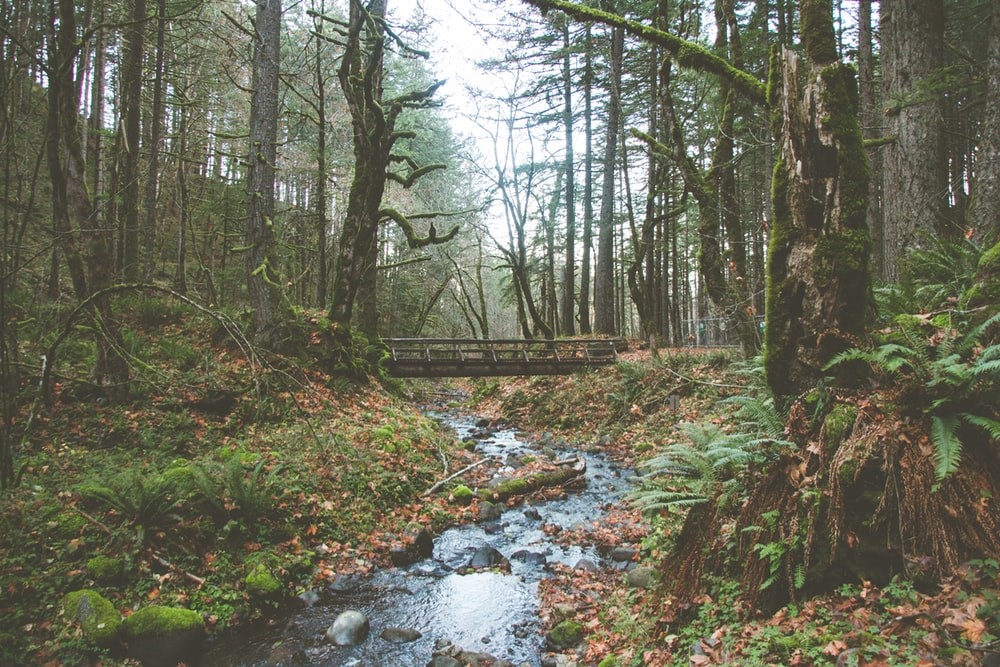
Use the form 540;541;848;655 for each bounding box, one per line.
390;524;435;567
477;501;503;522
510;549;548;566
468;544;510;570
573;558;598;573
428;639;523;667
324;610;369;646
380;627;422;643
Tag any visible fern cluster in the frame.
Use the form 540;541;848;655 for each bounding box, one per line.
826;312;1000;480
629;391;794;517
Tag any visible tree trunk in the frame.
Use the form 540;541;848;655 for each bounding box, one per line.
594;23;623;335
764;0;871;401
858;0;882;278
579;24;594;335
559;19;577;336
142;0;166;279
245;0;288;346
46;0;128;395
314;3;330;309
880;0;947;279
119;0;145;281
969;2;1000;245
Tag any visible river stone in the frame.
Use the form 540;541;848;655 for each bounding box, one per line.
325;610;370;646
523;507;542;521
478;501;503;522
546;619;584;650
609;546;638;562
380;627;422;643
511;549;547;566
468;545;509;569
627;566;656;589
404;524;435;559
573;558;598;572
428;657;463;667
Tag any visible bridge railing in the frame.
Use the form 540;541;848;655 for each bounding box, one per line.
381;338;627;377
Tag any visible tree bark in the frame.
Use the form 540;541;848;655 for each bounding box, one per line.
559;18;577;336
245;0;288;346
969;2;1000;245
880;0;947;280
594;23;623;335
764;0;871;401
119;0;145;281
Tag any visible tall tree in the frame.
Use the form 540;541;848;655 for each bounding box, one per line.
558;15;577;336
44;0;128;395
593;19;624;335
880;0;947;280
245;0;290;345
118;0;146;281
328;0;455;338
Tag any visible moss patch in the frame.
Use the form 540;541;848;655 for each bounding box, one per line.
245;564;282;598
450;484;474;505
60;590;122;646
122;605;204;640
547;619;584;650
86;555;125;584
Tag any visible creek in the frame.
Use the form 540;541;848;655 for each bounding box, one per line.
202;403;635;666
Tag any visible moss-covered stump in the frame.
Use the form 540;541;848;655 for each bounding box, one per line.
478;458;586;504
546;619;584;650
59;590;122;646
122;605;205;667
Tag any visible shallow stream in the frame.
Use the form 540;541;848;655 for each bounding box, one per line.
202;406;634;666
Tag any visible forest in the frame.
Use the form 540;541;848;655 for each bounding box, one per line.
1;0;999;664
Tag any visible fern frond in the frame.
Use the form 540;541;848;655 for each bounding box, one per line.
961;413;1000;441
930;414;963;481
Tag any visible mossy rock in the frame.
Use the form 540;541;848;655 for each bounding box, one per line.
245;563;283;598
86;555;126;584
450;484;474;505
123;606;205;667
546;619;584;650
598;656;618;667
60;590;122;646
123;605;204;640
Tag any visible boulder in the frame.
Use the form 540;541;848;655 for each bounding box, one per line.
325;610;370;646
245;563;283;598
626;566;655;589
468;545;510;570
121;605;205;667
546;620;584;651
59;590;122;646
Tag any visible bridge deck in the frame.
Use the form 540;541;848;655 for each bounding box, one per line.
382;338;626;378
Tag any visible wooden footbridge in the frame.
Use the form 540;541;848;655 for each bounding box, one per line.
382;338;627;378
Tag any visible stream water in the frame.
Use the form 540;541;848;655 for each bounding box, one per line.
202;406;635;667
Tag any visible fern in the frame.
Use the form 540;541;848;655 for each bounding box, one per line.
827;310;1000;481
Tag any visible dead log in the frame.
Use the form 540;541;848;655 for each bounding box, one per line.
478;457;586;503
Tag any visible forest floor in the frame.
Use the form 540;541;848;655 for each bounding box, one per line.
1;301;997;665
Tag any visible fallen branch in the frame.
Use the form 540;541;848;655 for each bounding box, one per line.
422;457;491;497
150;552;207;588
479;457;587;504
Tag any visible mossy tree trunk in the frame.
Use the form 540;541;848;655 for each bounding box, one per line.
327;0;455;340
763;0;871;402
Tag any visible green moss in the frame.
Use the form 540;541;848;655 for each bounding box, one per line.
245;564;282;598
122;606;203;640
547;619;584;650
451;484;474;505
50;511;88;538
597;656;617;667
86;555;125;584
481;477;529;500
60;590;122;646
965;239;1000;314
823;404;857;450
813;228;871;288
